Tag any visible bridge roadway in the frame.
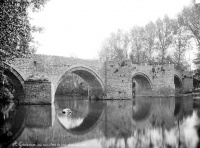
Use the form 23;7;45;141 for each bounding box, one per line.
0;54;193;104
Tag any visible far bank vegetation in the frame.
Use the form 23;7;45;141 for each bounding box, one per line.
56;73;89;96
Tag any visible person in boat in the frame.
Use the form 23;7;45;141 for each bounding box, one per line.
62;108;72;116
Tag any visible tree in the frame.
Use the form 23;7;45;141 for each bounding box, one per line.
171;19;191;69
178;3;200;67
99;30;129;61
178;4;200;49
129;26;145;64
0;0;48;63
155;15;174;64
165;55;174;64
0;0;48;101
143;21;156;64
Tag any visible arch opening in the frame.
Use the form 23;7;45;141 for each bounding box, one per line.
132;73;152;97
56;73;89;96
0;64;25;100
55;66;104;99
174;75;182;95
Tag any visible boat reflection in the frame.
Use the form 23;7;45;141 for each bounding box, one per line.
56;99;106;135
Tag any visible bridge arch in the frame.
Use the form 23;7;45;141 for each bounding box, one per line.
132;72;153;96
55;65;105;98
174;74;183;94
0;63;25;98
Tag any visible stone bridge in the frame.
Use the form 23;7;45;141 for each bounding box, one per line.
1;54;193;104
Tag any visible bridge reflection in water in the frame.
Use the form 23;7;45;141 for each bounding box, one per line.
0;96;199;148
56;98;106;135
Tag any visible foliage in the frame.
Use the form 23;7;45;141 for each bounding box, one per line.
99;30;129;61
98;4;197;69
0;71;14;101
143;21;156;63
194;53;200;68
171;19;191;69
0;0;48;101
0;0;48;63
178;3;200;48
154;15;174;64
27;74;49;82
178;3;200;68
129;26;145;64
56;73;89;96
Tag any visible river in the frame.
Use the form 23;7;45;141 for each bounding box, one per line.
0;96;200;148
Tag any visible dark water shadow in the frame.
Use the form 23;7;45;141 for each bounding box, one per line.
0;103;25;148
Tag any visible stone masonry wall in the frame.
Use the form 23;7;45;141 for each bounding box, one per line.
151;65;175;96
174;70;193;93
105;60;132;99
182;71;193;92
11;54;104;102
24;81;54;104
12;54;104;84
132;64;175;96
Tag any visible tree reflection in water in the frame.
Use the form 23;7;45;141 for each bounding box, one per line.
99;98;200;148
0;102;25;148
0;102;15;137
0;96;199;148
55;98;200;148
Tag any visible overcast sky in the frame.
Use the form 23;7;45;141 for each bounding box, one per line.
30;0;192;60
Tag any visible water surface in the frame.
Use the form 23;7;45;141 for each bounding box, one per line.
0;96;200;148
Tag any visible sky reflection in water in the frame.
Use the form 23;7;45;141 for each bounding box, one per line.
0;97;199;148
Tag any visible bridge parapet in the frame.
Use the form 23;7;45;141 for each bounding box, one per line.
12;54;104;83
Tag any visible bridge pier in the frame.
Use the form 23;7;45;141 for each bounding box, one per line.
88;87;104;99
24;81;54;104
